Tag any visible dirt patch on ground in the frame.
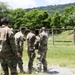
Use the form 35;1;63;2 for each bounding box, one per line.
46;66;75;75
22;64;75;75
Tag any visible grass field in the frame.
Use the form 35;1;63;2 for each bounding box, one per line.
0;30;75;75
20;45;75;75
0;46;75;75
23;45;75;68
49;30;73;46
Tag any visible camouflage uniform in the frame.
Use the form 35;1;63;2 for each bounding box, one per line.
37;30;48;72
26;32;36;73
14;31;25;73
0;27;18;75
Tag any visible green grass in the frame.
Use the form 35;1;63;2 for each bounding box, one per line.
49;30;74;46
23;45;75;68
0;45;75;75
47;46;75;68
20;45;75;75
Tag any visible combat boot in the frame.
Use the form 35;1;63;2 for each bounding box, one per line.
20;70;25;74
43;67;48;73
28;69;32;74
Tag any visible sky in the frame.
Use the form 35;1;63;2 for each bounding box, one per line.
0;0;75;9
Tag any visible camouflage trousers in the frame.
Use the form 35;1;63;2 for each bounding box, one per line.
37;50;47;72
1;54;18;75
17;51;24;72
27;50;35;73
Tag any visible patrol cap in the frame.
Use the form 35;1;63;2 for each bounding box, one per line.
20;27;26;30
0;17;9;25
41;27;46;30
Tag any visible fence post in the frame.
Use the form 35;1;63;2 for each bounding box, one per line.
52;28;54;46
73;28;75;46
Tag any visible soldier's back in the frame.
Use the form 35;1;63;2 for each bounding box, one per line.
0;27;14;54
15;31;24;39
39;31;48;45
26;32;36;51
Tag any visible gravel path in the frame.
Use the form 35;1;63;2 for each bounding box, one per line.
23;65;75;75
47;66;75;75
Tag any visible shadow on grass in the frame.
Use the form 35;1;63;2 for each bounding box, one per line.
47;71;59;74
47;68;59;75
55;41;72;42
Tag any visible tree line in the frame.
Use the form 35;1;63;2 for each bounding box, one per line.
0;2;75;29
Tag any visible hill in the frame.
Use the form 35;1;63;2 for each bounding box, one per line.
26;2;75;15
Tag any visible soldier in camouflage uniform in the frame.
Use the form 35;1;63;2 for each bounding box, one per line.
0;17;20;75
14;27;26;74
26;28;36;74
37;27;48;73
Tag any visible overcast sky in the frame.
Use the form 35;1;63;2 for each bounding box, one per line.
0;0;75;9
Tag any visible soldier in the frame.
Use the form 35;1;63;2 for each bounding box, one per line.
26;28;36;74
14;27;26;74
36;27;48;73
0;17;20;75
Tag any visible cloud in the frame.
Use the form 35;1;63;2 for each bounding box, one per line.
0;0;37;9
45;0;75;5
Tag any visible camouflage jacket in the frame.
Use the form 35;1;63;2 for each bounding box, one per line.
14;31;25;52
26;32;36;51
39;31;48;50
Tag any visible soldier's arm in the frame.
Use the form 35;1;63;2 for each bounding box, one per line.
15;37;20;51
34;36;40;46
23;34;26;41
26;34;29;51
7;29;20;57
39;34;43;41
23;37;26;41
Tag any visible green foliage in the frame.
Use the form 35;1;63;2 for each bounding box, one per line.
11;8;26;28
64;12;75;28
47;46;75;67
0;2;10;19
23;9;51;29
64;6;75;17
24;9;39;28
51;11;61;28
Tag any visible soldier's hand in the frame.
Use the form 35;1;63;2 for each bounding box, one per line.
33;47;35;50
16;52;21;58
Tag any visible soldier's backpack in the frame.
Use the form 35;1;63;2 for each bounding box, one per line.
0;28;7;52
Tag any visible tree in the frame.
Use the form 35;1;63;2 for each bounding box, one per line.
24;9;51;29
51;11;61;28
63;6;75;28
64;6;75;17
41;12;51;28
11;8;26;28
65;12;75;28
0;2;9;19
60;15;66;28
24;9;39;28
